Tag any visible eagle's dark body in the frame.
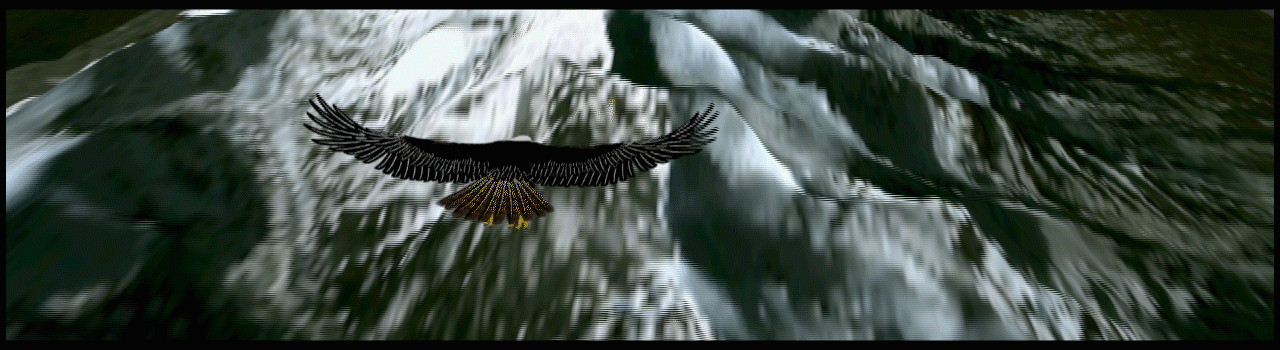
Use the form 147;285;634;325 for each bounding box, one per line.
304;94;718;228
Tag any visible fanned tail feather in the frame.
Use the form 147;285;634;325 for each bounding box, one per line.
439;173;554;228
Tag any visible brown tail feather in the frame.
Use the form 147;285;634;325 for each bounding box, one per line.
439;175;554;227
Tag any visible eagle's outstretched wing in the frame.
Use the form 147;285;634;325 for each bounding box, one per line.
304;94;488;184
305;94;719;187
524;104;719;187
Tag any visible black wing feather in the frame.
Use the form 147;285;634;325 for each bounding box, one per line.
304;94;488;184
527;104;719;187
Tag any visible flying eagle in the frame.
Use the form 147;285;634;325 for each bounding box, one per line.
304;94;718;229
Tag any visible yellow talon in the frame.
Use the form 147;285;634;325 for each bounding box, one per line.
484;214;495;226
508;215;529;229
